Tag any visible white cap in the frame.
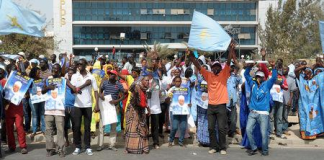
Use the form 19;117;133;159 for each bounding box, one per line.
18;52;25;58
255;71;265;77
39;55;45;59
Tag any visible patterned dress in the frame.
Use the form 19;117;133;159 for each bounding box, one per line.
124;84;149;154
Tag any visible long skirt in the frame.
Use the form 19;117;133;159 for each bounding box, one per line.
197;105;218;146
124;104;149;154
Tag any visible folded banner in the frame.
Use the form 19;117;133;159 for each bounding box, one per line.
188;11;231;52
0;0;46;37
30;79;48;104
44;78;66;111
99;95;118;125
320;21;324;54
3;71;33;105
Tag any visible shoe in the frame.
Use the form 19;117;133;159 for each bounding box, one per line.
262;152;269;156
179;143;186;148
46;150;55;157
159;134;165;138
248;149;257;156
59;151;65;158
154;145;160;149
276;135;287;139
284;131;291;136
30;133;36;141
220;150;227;155
72;148;81;155
168;142;173;147
97;146;103;151
5;148;15;154
85;148;94;156
21;148;28;154
208;149;216;154
108;147;118;151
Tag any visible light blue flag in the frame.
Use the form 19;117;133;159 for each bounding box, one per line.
188;11;231;52
0;0;46;37
320;21;324;54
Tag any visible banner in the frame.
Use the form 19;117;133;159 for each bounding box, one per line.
320;21;324;54
188;11;231;52
30;79;48;104
195;80;209;109
44;78;66;111
170;86;190;115
99;95;118;125
3;71;33;105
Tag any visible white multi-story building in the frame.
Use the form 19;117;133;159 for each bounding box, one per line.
54;0;278;61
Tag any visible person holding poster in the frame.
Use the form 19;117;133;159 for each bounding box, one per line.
29;67;46;140
95;70;124;152
3;70;32;155
42;64;66;158
167;76;190;147
188;41;236;155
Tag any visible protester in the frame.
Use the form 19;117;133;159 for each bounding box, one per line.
244;61;277;156
189;41;236;155
96;70;124;151
124;76;150;154
70;58;99;156
64;67;76;147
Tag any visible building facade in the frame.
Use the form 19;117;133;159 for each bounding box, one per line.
54;0;278;61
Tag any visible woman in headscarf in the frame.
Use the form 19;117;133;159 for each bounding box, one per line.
124;76;150;154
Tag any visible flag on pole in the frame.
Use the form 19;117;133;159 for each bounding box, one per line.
0;0;46;37
320;21;324;54
188;11;231;52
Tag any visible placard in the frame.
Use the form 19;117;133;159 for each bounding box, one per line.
44;78;66;110
30;79;48;104
99;95;118;125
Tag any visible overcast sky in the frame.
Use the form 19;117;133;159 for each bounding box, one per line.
13;0;53;31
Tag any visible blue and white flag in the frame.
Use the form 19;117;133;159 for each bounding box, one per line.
188;11;231;52
319;21;324;54
0;0;46;37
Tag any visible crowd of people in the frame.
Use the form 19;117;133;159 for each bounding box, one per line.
0;42;324;158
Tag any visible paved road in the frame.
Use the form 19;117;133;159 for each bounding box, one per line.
2;143;324;160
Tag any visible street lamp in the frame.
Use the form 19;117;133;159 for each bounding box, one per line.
119;33;125;59
94;47;99;59
0;40;3;45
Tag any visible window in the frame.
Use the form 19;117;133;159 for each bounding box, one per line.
250;9;256;15
171;9;178;15
177;9;184;15
165;32;171;38
140;9;147;15
153;9;165;15
140;32;147;39
207;9;214;16
184;9;190;15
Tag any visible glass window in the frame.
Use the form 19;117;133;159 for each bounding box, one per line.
250;9;256;15
171;9;178;15
153;9;165;14
141;9;147;15
184;9;190;15
207;9;214;16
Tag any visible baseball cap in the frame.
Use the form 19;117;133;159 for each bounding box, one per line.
211;61;221;67
255;71;265;77
108;70;118;75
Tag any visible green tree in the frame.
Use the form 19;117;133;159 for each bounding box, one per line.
259;0;324;63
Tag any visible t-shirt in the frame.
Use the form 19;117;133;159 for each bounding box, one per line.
200;64;230;105
123;62;133;73
101;80;124;100
65;85;75;107
71;71;98;108
283;75;298;105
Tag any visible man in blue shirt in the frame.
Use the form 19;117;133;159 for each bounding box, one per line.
244;61;277;156
226;65;242;138
64;67;76;147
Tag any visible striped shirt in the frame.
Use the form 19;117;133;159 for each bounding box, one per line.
101;80;124;100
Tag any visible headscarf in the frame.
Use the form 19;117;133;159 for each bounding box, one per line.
103;64;114;79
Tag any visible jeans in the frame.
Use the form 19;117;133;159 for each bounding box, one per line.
73;107;92;149
272;101;284;136
291;91;299;113
147;114;160;145
159;102;168;134
207;104;227;151
29;100;45;133
227;100;237;137
246;112;269;154
169;114;187;144
64;107;74;141
45;115;65;152
282;105;289;132
22;98;31;132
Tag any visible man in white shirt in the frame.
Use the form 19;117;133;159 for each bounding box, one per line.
70;58;99;156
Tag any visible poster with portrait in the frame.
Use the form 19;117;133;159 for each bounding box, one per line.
44;78;66;111
170;87;190;115
3;71;33;105
30;79;48;104
195;80;209;109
